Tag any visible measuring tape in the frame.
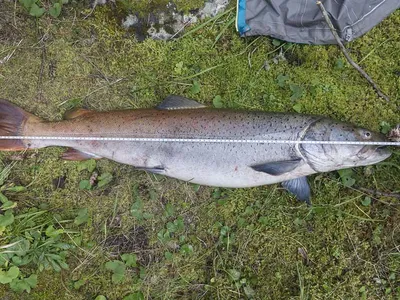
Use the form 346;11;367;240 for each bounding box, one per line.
0;136;399;146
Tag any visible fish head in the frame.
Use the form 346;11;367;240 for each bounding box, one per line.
300;118;392;172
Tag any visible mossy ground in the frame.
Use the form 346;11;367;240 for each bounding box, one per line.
0;1;399;299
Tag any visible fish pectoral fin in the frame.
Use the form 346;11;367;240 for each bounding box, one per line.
64;108;94;119
250;159;302;176
156;95;206;110
282;177;311;204
61;148;102;161
135;166;165;174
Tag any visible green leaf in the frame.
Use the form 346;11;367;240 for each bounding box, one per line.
61;0;69;3
335;58;344;69
227;269;241;281
190;80;201;94
77;159;96;172
361;197;371;207
8;238;30;256
272;39;281;46
95;296;107;300
131;198;143;220
49;2;62;18
213;95;223;108
244;285;255;298
0;210;14;227
19;0;34;10
74;208;88;226
289;84;303;101
0;192;8;203
45;225;64;237
337;169;356;187
174;61;184;75
73;279;86;289
79;180;91;190
164;203;175;217
292;103;303;113
0;266;20;284
123;292;144;300
105;260;126;283
29;3;45;18
121;254;137;267
5;186;26;192
1;200;16;210
180;244;193;255
25;274;38;288
380;121;391;134
164;251;173;260
97;173;113;188
276;74;289;87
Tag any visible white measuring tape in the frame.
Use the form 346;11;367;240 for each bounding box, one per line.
0;136;399;146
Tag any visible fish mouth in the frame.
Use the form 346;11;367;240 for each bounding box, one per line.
357;145;392;160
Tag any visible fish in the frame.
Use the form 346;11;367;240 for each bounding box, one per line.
0;95;392;203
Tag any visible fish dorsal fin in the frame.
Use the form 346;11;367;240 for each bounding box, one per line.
250;159;302;176
156;95;206;110
64;108;94;119
282;177;311;204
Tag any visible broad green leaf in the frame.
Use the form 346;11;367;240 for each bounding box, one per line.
74;208;88;226
1;200;16;210
0;192;8;203
77;159;96;172
95;296;107;300
227;269;241;281
191;80;201;94
361;197;371;207
292;103;303;113
164;203;175;217
121;253;137;267
337;169;356;187
97;173;113;188
105;260;126;283
19;0;34;10
180;244;193;255
276;74;289;87
45;225;64;238
49;2;62;18
29;3;45;18
131;198;143;219
213;95;223;108
123;292;144;300
272;39;281;46
0;210;14;227
380;121;391;134
79;180;91;190
289;84;303;101
164;251;173;260
174;61;184;75
0;266;20;284
73;279;86;289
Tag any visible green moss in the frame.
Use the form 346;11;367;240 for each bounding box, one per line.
0;2;399;299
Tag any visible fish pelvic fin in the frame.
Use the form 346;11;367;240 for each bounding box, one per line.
282;177;311;204
61;148;102;161
157;95;206;110
0;99;41;151
64;108;94;119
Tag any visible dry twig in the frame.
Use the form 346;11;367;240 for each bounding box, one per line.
317;1;390;102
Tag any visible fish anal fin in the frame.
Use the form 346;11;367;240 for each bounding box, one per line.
251;159;301;176
156;95;206;110
135;166;165;174
61;148;102;161
64;108;94;120
282;177;311;204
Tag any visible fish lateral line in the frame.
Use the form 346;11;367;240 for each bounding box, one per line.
0;136;399;146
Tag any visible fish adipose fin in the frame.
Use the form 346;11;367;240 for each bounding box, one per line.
64;108;94;119
61;148;102;161
282;177;311;204
135;166;165;174
250;159;302;175
157;95;206;110
0;99;40;151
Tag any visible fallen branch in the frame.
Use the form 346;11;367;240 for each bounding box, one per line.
356;186;400;200
317;1;390;102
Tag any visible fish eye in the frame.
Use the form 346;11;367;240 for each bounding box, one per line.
364;131;372;139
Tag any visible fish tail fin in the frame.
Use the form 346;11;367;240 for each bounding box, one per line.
0;99;40;151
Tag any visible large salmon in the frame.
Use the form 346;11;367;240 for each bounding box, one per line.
0;96;392;203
